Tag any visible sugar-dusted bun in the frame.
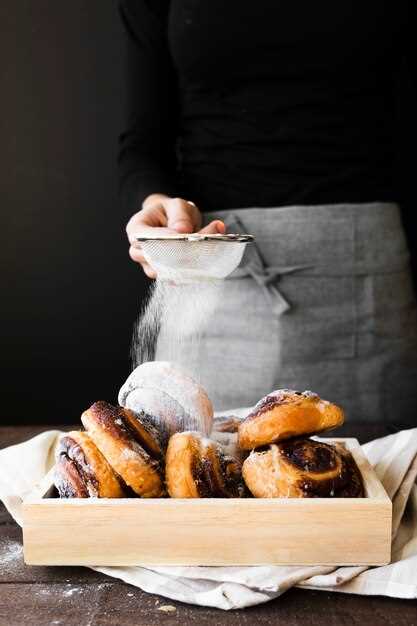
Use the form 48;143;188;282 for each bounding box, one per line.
54;431;125;498
165;432;244;498
118;361;214;436
238;389;344;449
242;438;363;498
81;401;165;498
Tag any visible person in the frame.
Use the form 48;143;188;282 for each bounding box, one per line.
118;0;417;421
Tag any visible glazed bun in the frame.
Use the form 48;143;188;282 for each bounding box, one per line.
118;361;213;436
54;431;125;498
242;438;363;498
238;389;344;449
81;401;165;498
165;431;245;498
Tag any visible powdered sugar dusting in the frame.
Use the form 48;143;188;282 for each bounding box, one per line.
118;361;213;435
303;390;320;399
120;447;140;461
0;538;23;567
122;388;189;436
252;388;320;411
63;585;81;597
34;582;104;601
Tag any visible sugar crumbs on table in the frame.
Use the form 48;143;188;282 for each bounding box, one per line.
63;585;81;597
0;538;23;566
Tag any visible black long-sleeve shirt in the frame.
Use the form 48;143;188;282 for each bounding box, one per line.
118;1;415;214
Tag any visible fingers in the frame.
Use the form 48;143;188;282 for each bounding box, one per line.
127;216;226;278
143;264;157;279
128;224;177;245
129;245;157;279
126;209;174;278
128;245;147;265
199;220;226;235
126;206;171;245
125;196;208;278
126;198;201;243
165;198;201;233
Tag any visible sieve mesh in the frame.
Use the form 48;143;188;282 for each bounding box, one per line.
136;233;254;281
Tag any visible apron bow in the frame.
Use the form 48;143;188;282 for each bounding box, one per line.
225;213;313;315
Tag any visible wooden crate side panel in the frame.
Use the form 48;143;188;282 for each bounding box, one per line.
23;498;392;566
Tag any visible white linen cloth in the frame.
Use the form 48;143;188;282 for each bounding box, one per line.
1;422;416;610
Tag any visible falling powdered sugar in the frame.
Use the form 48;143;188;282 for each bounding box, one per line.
131;235;250;376
131;278;223;376
129;235;251;429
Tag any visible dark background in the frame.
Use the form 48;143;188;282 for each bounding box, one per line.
1;2;416;425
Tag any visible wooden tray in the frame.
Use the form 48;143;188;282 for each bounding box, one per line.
22;438;392;567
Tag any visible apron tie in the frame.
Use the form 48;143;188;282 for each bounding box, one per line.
224;213;313;315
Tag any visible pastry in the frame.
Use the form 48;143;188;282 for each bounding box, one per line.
332;442;365;498
211;415;249;462
118;361;214;436
165;431;245;498
54;431;125;498
212;415;242;434
242;438;363;498
81;401;165;498
238;389;344;449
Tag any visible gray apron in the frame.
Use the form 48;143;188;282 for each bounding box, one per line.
156;202;417;422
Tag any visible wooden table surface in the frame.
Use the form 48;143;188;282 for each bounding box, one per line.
0;423;415;626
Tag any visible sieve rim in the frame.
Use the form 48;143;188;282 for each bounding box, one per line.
135;233;254;243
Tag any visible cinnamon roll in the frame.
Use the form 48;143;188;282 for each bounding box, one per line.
118;361;214;436
238;389;344;449
165;431;245;498
332;442;365;498
81;401;165;498
242;438;363;498
54;431;125;498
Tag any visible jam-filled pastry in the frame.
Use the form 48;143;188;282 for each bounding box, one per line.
54;431;125;498
81;401;165;498
238;389;344;449
165;432;245;498
118;361;214;436
242;438;363;498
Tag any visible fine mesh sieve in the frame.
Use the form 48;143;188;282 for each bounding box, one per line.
135;233;254;281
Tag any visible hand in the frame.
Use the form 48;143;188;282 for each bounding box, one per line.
126;194;226;278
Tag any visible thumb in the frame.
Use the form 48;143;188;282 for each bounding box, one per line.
166;201;197;233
